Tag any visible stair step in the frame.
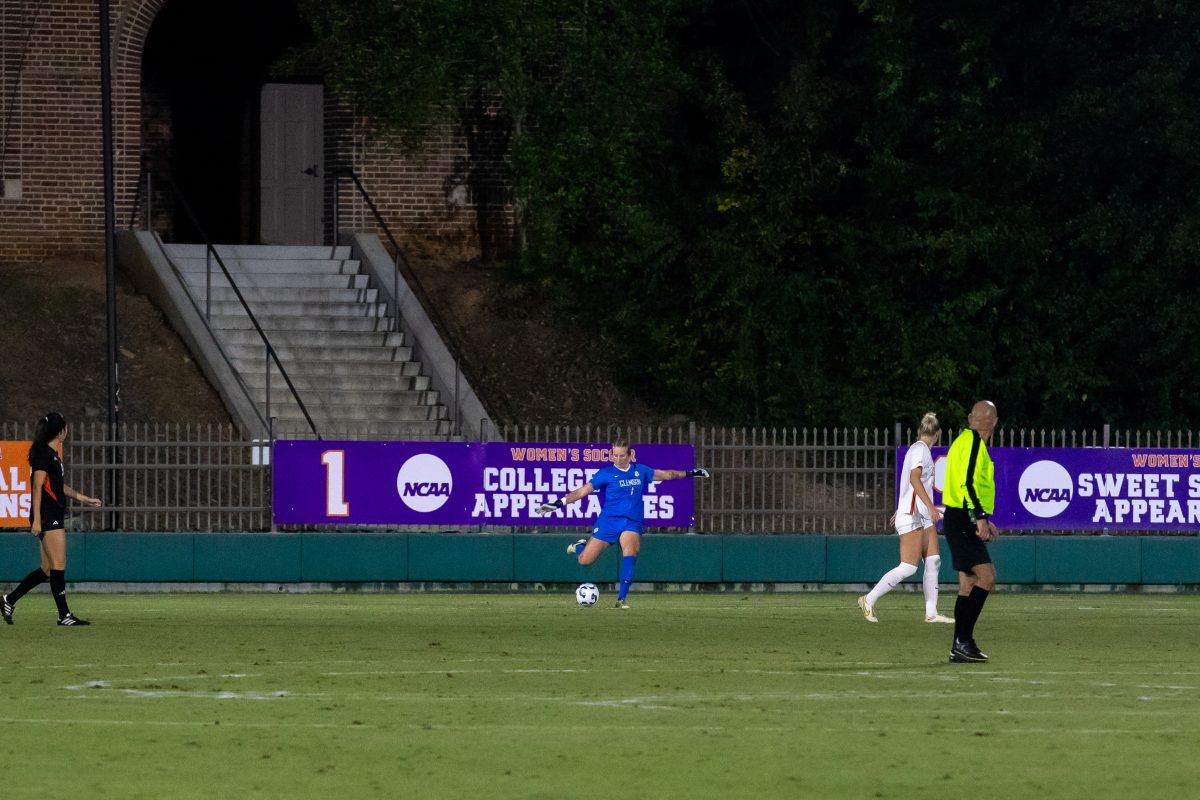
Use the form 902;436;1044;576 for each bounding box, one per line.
230;358;426;378
224;343;413;363
190;286;379;306
209;315;397;333
182;272;371;290
267;403;448;422
216;328;405;348
204;300;390;318
248;387;440;408
172;258;362;275
272;420;454;439
165;244;352;260
239;370;430;391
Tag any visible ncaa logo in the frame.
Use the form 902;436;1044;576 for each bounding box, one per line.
1018;460;1073;518
395;454;453;512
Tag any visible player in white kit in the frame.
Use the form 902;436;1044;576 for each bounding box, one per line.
858;412;954;624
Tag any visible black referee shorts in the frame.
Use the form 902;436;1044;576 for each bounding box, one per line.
943;507;992;573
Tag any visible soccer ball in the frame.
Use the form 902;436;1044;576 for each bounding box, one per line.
575;583;599;606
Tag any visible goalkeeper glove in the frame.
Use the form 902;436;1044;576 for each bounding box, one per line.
536;497;566;515
686;467;711;478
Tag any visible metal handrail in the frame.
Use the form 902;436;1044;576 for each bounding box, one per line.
332;167;472;436
129;168;322;440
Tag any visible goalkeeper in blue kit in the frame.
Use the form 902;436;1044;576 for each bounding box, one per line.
536;439;710;608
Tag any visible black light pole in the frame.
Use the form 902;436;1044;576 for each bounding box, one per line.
99;0;121;527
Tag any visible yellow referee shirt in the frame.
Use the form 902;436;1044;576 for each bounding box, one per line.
942;429;995;518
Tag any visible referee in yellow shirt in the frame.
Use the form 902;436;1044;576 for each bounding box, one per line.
941;400;1000;663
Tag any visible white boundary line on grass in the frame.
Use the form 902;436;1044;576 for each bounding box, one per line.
0;716;371;729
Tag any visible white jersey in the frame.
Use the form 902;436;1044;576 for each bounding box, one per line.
896;440;934;518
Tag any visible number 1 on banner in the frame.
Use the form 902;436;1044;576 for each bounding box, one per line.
321;450;350;516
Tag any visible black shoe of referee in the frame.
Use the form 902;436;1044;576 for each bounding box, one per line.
2;594;12;625
57;613;90;627
949;638;988;663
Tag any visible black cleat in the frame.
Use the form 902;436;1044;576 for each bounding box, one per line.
949;638;988;663
57;613;90;627
2;594;12;625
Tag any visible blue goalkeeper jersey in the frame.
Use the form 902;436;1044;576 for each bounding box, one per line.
589;462;656;522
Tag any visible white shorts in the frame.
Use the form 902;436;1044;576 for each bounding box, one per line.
894;510;933;535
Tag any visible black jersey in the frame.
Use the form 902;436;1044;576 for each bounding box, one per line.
29;442;66;525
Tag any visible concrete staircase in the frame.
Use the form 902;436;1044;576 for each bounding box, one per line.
163;243;452;439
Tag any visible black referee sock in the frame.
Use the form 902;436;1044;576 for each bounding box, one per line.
953;594;970;642
49;570;71;619
6;568;48;604
962;586;990;642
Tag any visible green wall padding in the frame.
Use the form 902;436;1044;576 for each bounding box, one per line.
989;537;1037;584
194;533;302;582
407;534;514;581
722;535;827;582
84;533;194;582
0;533;85;582
1;532;1196;585
1035;537;1142;584
512;535;617;582
301;533;408;582
1139;537;1200;584
825;536;900;583
637;535;723;582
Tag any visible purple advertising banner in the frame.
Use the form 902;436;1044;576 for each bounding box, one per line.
897;446;1200;531
273;441;696;527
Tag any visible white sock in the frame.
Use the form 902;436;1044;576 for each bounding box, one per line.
923;555;941;616
865;562;918;607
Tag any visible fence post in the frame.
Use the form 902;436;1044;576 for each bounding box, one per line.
1103;423;1110;448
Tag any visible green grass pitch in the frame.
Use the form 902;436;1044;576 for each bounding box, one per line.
1;591;1197;798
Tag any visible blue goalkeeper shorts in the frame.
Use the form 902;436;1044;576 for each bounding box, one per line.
591;515;644;543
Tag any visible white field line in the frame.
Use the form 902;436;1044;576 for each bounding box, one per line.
0;716;371;729
19;659;369;671
852;669;1200;678
64;683;292;700
62;674;258;684
7;718;1158;736
46;683;1200;711
392;722;1179;735
313;666;1200;684
25;656;1200;675
321;668;589;676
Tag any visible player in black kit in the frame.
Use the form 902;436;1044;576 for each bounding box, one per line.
2;412;102;626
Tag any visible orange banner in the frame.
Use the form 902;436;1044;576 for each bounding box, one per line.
0;441;33;527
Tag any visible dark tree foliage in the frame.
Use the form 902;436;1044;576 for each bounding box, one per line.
301;0;1200;429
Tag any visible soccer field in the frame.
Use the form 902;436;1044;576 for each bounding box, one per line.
1;592;1196;799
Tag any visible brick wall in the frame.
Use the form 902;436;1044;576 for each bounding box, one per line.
0;0;512;265
335;107;515;261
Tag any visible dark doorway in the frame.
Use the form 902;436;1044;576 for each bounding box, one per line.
141;0;313;243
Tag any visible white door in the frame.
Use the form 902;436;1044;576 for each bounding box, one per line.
260;83;323;245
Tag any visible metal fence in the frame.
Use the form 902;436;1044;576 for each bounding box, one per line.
2;422;271;532
493;423;896;533
2;421;1198;533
